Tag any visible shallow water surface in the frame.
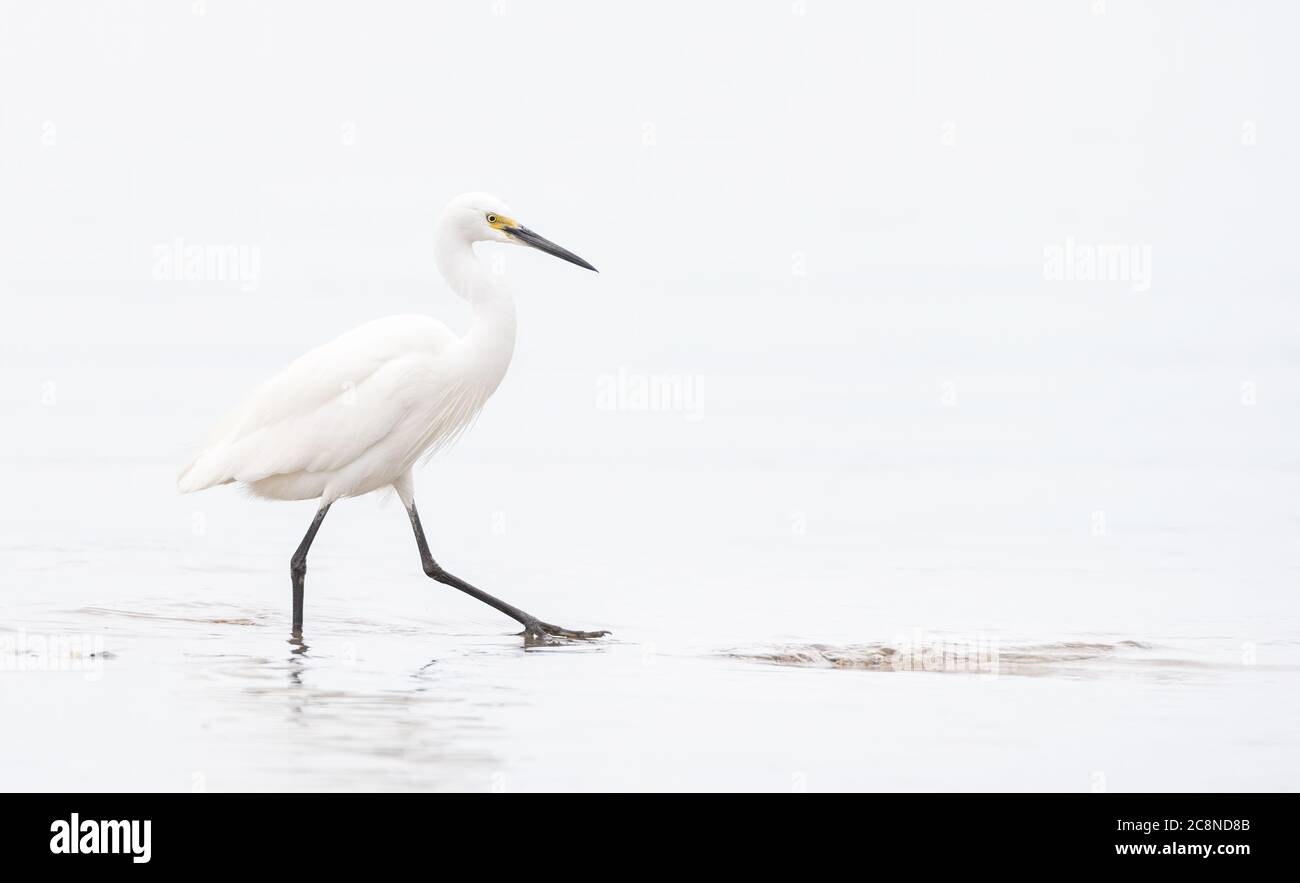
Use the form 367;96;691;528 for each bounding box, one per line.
4;473;1299;793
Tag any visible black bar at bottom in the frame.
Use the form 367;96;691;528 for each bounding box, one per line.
1;793;1288;869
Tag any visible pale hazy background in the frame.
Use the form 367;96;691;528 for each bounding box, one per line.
2;2;1298;791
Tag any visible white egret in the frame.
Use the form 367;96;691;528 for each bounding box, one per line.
178;193;609;644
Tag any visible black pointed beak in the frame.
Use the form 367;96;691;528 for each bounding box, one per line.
508;225;598;273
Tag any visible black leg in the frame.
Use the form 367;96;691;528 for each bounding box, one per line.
290;503;331;635
405;503;608;644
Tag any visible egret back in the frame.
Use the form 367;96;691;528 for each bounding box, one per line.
177;314;461;498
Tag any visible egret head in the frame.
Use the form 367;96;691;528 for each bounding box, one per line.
439;192;597;272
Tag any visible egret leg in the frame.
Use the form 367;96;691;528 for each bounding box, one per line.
405;503;608;645
290;503;331;636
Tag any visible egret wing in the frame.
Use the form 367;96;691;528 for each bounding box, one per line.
178;315;456;491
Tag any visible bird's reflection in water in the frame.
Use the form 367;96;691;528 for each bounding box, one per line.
29;600;506;788
286;631;309;700
409;657;438;693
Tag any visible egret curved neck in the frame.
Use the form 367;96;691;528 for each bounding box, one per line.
434;232;517;366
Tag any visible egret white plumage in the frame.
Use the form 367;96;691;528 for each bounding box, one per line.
178;193;609;644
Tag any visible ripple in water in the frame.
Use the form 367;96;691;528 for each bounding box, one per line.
721;638;1244;679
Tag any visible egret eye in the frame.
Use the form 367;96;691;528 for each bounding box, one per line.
486;214;497;224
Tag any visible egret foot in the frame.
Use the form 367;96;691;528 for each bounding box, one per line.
521;620;611;646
